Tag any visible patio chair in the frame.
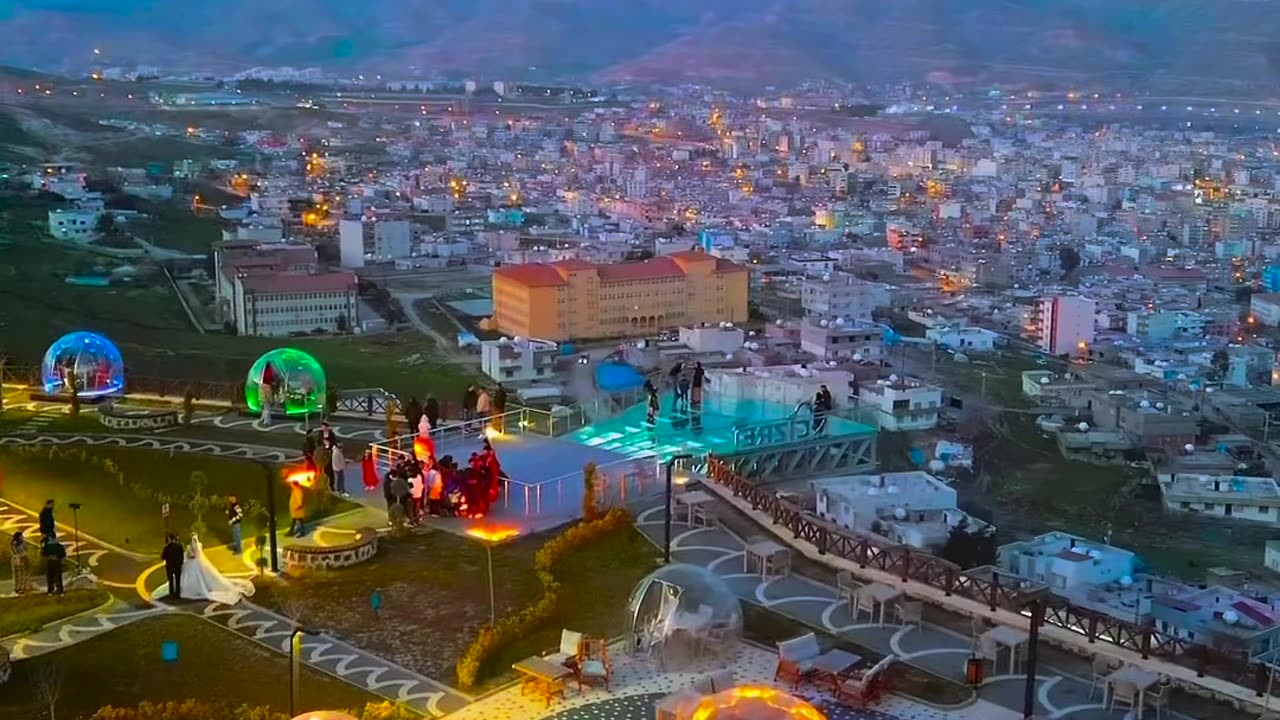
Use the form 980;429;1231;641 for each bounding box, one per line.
894;600;924;628
774;632;823;686
576;636;613;692
1109;679;1139;714
1088;655;1115;700
836;656;895;708
692;669;737;694
545;629;585;666
837;570;857;609
691;503;716;528
1147;675;1172;720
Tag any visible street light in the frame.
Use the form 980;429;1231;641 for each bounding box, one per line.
663;454;694;564
465;526;521;626
289;626;319;716
68;503;82;575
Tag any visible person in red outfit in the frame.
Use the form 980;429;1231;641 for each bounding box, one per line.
361;448;379;492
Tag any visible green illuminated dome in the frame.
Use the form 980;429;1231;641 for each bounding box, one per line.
245;348;327;416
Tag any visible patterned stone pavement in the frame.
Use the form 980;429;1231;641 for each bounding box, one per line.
627;500;1191;720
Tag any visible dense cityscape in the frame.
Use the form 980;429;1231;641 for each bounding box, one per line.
9;5;1280;720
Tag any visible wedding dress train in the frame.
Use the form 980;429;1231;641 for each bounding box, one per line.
179;533;255;605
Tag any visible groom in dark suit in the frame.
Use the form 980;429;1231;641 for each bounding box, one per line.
162;534;184;600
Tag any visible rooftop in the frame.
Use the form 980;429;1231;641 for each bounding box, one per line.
237;271;358;294
1160;474;1280;502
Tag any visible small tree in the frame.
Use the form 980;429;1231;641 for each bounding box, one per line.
581;462;599;521
1211;349;1230;380
186;471;211;538
939;520;997;570
181;390;195;426
384;399;398;440
32;661;63;720
325;384;339;419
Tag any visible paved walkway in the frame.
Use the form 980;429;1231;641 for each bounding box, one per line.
0;487;466;717
630;500;1191;720
0;432;300;462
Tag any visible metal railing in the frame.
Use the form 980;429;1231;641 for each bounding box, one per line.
704;457;1266;691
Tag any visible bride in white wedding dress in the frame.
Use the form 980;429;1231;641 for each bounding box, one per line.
180;533;255;605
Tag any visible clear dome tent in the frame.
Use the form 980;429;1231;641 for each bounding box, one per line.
627;564;743;670
40;331;125;398
245;348;327;416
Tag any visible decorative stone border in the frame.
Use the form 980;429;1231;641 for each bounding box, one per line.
283;528;379;570
98;402;179;431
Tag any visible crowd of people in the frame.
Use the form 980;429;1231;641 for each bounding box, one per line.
9;500;67;595
381;434;505;525
645;361;707;428
398;382;509;437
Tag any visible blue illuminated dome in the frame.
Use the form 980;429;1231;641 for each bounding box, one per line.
41;331;125;398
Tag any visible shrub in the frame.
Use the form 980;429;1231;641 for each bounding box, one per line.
90;700;417;720
454;507;631;689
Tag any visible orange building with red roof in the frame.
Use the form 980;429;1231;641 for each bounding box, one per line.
492;248;750;341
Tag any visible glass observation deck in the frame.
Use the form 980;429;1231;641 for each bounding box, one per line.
569;394;877;461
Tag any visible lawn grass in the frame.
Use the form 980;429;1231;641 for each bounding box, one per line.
128;204;225;255
0;445;357;552
0;588;110;638
0;613;380;720
253;524;658;688
0;192;478;401
482;524;659;686
741;603;973;706
80;136;233;167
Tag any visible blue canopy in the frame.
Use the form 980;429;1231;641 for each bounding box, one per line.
596;360;645;392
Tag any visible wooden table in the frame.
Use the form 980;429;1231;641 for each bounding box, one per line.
675;490;714;525
743;539;791;577
513;656;573;707
811;648;862;692
1106;665;1160;718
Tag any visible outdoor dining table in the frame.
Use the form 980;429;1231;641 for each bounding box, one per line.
810;648;863;693
980;625;1030;675
1105;665;1161;718
674;490;714;525
513;655;574;708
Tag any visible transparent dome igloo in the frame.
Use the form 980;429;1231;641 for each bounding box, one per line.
627;564;743;670
245;348;327;416
678;685;827;720
41;331;125;398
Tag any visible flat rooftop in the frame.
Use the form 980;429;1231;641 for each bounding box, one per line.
1161;474;1280;502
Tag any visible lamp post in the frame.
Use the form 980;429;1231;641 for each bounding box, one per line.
663;454;694;564
68;503;82;576
288;626;317;716
259;461;279;574
466;527;520;626
1022;594;1047;720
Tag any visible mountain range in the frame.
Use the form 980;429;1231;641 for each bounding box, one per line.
4;0;1280;92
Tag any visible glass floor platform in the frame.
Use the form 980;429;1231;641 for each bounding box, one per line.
569;394;876;461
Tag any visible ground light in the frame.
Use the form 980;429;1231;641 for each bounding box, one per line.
465;526;521;625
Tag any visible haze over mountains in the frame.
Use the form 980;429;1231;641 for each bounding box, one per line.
5;0;1280;92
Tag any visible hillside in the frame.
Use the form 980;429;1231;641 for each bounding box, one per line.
4;0;1280;93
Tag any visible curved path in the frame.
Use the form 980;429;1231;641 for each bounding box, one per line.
0;435;469;717
631;505;1123;720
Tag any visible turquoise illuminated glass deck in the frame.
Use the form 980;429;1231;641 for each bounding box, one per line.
569;394;877;460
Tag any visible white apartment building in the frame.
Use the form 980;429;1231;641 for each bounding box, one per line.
857;376;941;431
232;272;359;337
480;337;558;383
998;532;1137;595
1036;295;1096;357
799;318;884;362
1158;474;1280;526
47;208;101;241
338;217;413;268
812;471;989;550
800;272;888;321
1251;294;1280;327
